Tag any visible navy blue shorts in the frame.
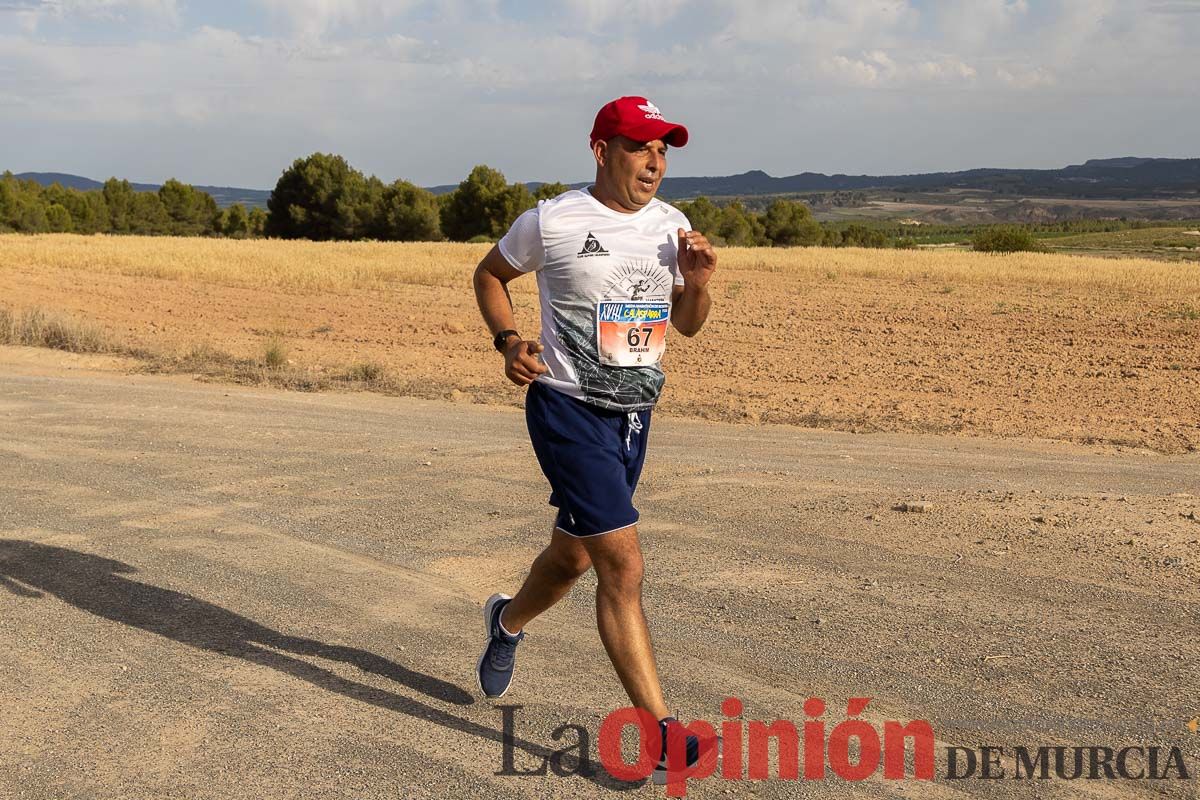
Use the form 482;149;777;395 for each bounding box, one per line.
525;381;651;538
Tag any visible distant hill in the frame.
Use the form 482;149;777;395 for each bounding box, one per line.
17;157;1200;212
430;157;1200;200
15;172;111;192
190;185;273;209
647;158;1200;200
14;173;272;209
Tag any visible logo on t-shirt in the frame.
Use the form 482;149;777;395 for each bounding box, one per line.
577;232;610;258
602;261;672;302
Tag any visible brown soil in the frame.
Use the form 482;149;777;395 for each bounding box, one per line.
1;258;1197;454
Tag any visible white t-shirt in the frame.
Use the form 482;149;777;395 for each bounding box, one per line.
499;188;690;412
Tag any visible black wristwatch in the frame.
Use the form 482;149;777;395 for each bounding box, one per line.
493;329;520;352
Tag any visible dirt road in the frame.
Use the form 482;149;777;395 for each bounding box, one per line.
2;350;1198;799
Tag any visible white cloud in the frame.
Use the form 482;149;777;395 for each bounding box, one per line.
822;50;978;87
996;65;1054;88
721;0;919;48
253;0;415;40
58;0;175;12
383;33;421;59
1;0;1197;185
935;0;1029;47
9;0;179;22
562;0;687;28
822;51;894;87
915;58;977;82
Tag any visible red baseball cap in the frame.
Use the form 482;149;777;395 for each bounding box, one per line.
589;96;689;148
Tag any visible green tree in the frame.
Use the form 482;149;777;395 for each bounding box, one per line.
763;199;822;246
82;192;111;234
533;181;571;202
837;224;889;248
223;203;250;238
45;203;73;232
10;195;48;232
505;182;535;232
715;201;766;246
5;176;50;232
677;196;722;236
344;175;387;239
0;173;15;231
440;165;535;241
45;184;104;234
372;180;443;241
247;207;267;238
159;179;220;236
128;192;172;235
103;178;137;233
265;153;373;240
40;183;70;209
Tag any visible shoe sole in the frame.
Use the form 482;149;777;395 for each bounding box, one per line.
476;592;513;699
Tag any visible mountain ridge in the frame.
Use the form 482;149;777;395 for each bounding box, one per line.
15;156;1199;208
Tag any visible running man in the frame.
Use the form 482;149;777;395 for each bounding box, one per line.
472;96;717;778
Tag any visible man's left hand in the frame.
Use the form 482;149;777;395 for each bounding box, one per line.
677;228;716;289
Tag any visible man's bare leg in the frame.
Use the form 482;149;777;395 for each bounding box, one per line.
500;528;592;633
580;524;671;720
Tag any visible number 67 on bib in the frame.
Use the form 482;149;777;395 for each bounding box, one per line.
596;301;670;367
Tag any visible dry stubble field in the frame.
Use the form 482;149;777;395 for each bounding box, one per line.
1;233;1198;453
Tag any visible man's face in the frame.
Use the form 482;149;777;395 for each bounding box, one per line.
596;135;668;211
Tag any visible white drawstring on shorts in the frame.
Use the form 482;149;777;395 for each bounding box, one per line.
625;411;644;450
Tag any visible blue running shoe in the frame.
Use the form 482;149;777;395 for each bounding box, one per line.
652;717;721;786
476;593;524;698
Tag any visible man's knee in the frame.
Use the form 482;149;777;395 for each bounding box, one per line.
594;549;644;596
581;525;644;595
554;551;592;580
547;539;592;580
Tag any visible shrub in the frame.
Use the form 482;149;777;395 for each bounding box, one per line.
0;307;111;352
263;335;288;368
346;361;386;383
972;226;1043;253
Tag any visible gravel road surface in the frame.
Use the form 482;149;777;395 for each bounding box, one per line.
2;351;1197;799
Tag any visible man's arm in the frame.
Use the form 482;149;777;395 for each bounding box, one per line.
671;282;711;337
472;245;549;385
670;228;716;337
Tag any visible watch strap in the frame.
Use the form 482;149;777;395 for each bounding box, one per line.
493;329;520;352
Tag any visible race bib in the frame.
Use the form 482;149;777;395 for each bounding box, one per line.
596;301;669;367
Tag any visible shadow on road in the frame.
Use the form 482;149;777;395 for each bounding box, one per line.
0;540;638;791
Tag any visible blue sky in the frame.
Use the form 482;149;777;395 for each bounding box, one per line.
2;0;1197;188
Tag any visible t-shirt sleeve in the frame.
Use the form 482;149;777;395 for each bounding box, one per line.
672;212;692;286
498;207;545;273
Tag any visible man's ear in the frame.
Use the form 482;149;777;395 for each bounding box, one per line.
592;139;607;167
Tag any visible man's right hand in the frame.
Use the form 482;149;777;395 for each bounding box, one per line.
504;339;549;386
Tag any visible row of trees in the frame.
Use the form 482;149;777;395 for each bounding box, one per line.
4;155;904;248
675;196;895;248
266;153;886;248
264;153;568;242
0;172;267;237
0;172;265;238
